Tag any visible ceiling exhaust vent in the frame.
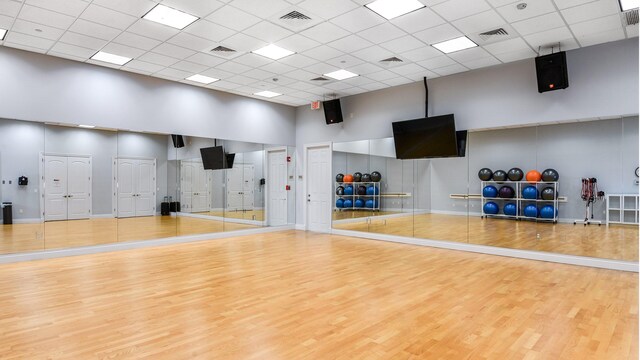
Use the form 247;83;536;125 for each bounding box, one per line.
271;7;322;31
280;11;311;20
211;46;236;53
624;9;639;26
311;77;330;81
210;45;240;59
479;28;509;41
380;57;404;63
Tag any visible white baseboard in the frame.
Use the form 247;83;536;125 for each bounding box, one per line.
91;214;114;219
10;218;42;224
295;224;306;231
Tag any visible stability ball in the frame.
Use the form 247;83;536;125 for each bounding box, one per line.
371;171;382;182
503;203;517;216
541;187;556;201
344;185;354;195
336;186;345;196
526;170;542;183
522;186;538;200
493;170;508;182
478;168;493;181
483;185;498;198
365;199;374;208
343;174;354;183
541;169;559;182
507;168;524;181
499;186;515;199
343;199;353;208
353;172;362;182
540;205;556;219
336;198;344;208
361;173;372;182
336;173;344;183
524;204;539;217
357;185;367;195
355;199;365;208
366;185;379;195
483;202;500;215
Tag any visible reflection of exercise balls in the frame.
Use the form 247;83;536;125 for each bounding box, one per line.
357;185;367;195
365;199;374;208
355;199;365;208
540;205;556;219
483;202;500;215
336;173;344;182
371;171;382;182
522;186;538;199
344;185;354;195
483;185;498;198
336;186;345;195
507;168;524;181
503;203;517;216
366;185;379;195
541;187;556;200
374;199;379;208
526;170;542;183
361;173;372;182
343;174;354;183
353;172;362;182
478;168;493;181
493;170;507;182
336;199;344;208
524;205;538;217
541;169;559;182
499;186;515;199
343;199;353;208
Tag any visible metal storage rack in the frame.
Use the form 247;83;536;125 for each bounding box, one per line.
606;194;639;225
334;182;381;211
480;181;559;223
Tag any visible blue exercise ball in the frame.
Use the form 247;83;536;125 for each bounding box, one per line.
366;185;379;195
483;185;498;198
343;199;353;208
355;199;365;208
524;204;539;217
344;185;354;195
483;202;500;215
365;199;374;208
539;205;556;219
522;186;538;200
503;203;517;216
336;198;344;208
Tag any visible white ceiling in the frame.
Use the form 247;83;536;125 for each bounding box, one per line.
0;0;637;107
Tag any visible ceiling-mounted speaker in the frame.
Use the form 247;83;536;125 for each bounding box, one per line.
323;99;343;125
171;134;185;148
535;51;568;93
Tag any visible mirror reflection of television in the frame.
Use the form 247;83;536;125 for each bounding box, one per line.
392;114;458;159
200;146;234;170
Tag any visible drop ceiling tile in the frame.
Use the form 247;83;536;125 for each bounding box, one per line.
389;63;427;76
227;74;260;85
327;35;374;53
59;32;107;50
404;70;439;80
128;19;181;42
391;7;446;34
561;0;620;24
417;56;458;69
382;77;413;87
298;0;359;20
122;67;153;76
261;61;297;74
461;56;501;69
243;21;294;43
512;12;566;36
138;51;180;66
244;67;277;80
200;67;234;79
380;35;425;54
167;32;216;52
49;42;97;58
48;51;87;62
330;7;386;33
492;48;536;62
577;26;625;46
124;59;165;73
326;54;364;68
447;47;492;62
155;67;192;80
183;20;236;43
483;37;532;54
302;45;343;61
626;25;639;37
233;53;273;67
347;62;384;75
352;45;394;62
342;75;377;86
288;81;320;91
4;42;48;53
432;0;492;22
162;0;225;17
367;70;400;81
113;32;162;51
91;0;156;17
283;68;317;81
18;4;76;30
101;42;146;59
486;0;519;6
523;26;573;48
323;81;353;90
432;63;468;76
4;31;54;50
216;60;253;74
68;19;122;41
25;0;89;17
223;32;267;52
302;61;336;75
206;5;261;31
497;0;557;23
170;60;209;73
400;45;444;62
11;19;65;41
300;22;350;43
228;0;291;19
0;14;12;29
359;82;387;91
570;14;622;37
275;34;320;52
280;53;318;68
553;0;599;10
151;43;197;59
452;10;505;35
414;23;463;45
357;23;406;44
80;4;138;30
0;0;22;17
209;80;243;90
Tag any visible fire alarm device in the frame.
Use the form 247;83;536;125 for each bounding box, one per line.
286;185;291;191
287;156;291;162
311;101;321;110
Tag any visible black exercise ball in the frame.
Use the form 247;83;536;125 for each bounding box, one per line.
507;168;524;181
493;170;507;182
370;171;382;182
336;186;345;196
353;172;362;182
361;173;372;182
541;187;556;200
499;185;515;199
478;168;493;181
541;168;559;182
357;185;367;195
336;173;344;183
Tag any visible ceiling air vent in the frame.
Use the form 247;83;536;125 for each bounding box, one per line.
624;9;639;26
280;11;311;20
479;28;509;41
311;77;330;81
211;46;236;53
380;57;404;63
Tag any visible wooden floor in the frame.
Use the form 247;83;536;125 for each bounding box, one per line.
334;213;639;261
0;230;636;359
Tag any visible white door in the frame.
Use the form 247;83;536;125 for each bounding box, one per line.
44;156;68;221
44;155;92;221
267;150;287;226
66;157;91;220
135;159;156;217
226;165;244;211
180;161;195;213
242;165;255;210
117;159;136;218
307;146;331;232
192;163;210;213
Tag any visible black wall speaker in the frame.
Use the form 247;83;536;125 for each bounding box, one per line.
171;134;185;148
456;130;467;157
535;51;568;93
323;99;343;125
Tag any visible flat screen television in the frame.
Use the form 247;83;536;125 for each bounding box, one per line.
200;146;234;170
392;114;459;159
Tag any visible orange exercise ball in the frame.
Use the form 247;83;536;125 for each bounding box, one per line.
526;170;542;183
343;174;354;183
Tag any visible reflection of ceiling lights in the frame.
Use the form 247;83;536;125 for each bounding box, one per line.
254;91;282;98
324;69;359;80
91;51;132;65
365;0;425;20
619;0;639;11
78;125;96;129
252;44;295;60
432;36;478;54
186;74;219;84
0;28;7;41
143;4;199;30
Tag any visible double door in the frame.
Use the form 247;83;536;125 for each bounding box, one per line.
117;158;156;218
44;155;92;221
226;164;255;211
267;149;287;226
181;161;211;213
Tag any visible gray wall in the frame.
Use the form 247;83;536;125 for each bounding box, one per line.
0;46;296;146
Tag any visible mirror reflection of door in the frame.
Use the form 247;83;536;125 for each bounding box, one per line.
43;155;92;221
116;158;156;218
226;164;254;212
180;160;211;213
267;149;287;226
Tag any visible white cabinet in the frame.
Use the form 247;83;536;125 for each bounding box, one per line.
606;194;639;225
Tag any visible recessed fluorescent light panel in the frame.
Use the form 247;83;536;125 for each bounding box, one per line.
619;0;639;10
432;36;478;54
143;4;199;30
365;0;425;20
254;91;282;98
252;44;295;60
78;125;96;129
0;28;6;41
90;51;132;66
324;69;359;81
186;74;219;84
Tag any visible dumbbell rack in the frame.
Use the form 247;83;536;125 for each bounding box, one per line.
335;182;381;211
480;181;559;223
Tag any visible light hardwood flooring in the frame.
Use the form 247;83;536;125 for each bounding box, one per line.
0;230;636;359
203;209;265;221
334;213;639;261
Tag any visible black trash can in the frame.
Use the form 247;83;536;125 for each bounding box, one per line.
2;202;13;225
161;202;170;216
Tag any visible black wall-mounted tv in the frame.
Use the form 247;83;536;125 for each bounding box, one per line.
392;114;459;159
200;146;234;170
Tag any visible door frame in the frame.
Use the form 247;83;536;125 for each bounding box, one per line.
303;142;332;232
112;156;157;218
39;152;93;222
265;146;288;226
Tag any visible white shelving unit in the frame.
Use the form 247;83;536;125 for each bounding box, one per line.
606;194;639;225
335;182;381;211
480;181;559;223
